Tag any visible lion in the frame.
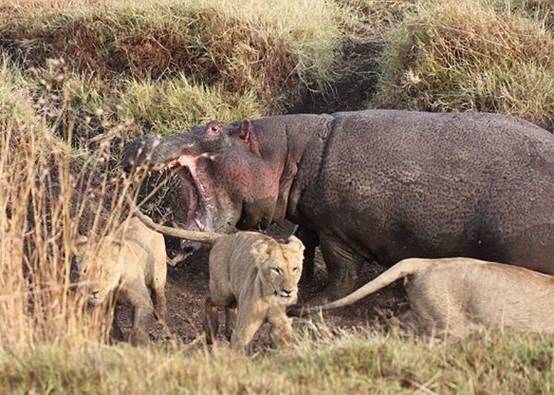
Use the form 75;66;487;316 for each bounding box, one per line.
76;216;167;344
204;232;304;351
294;257;554;338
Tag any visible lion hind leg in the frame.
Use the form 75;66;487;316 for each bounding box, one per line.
204;297;220;345
151;285;167;323
127;282;155;346
224;305;237;342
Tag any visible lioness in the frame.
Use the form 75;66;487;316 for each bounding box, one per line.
205;232;304;351
296;258;554;338
76;216;167;344
130;205;304;350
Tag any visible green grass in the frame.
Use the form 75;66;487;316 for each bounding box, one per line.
0;0;342;113
370;0;554;130
1;328;552;394
56;74;265;143
117;77;265;135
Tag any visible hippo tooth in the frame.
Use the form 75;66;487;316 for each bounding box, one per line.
200;153;217;161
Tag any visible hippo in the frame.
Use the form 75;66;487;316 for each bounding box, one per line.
122;110;554;299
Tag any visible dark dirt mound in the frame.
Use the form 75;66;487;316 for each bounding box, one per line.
291;39;383;115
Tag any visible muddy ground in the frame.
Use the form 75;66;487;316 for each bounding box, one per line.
115;247;408;348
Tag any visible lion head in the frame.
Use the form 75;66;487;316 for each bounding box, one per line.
251;235;305;304
75;236;124;306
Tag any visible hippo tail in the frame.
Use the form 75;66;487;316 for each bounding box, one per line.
297;258;436;315
127;195;222;245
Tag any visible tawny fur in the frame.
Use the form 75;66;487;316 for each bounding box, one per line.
305;258;554;338
77;216;167;344
129;200;305;350
204;232;304;351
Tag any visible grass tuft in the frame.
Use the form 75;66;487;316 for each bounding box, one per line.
371;0;554;130
119;77;265;135
0;328;552;394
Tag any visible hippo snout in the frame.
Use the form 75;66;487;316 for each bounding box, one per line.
121;135;161;171
121;133;200;172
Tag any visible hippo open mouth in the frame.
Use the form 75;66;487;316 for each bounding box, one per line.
154;155;220;254
172;165;213;257
122;120;281;249
125;134;221;256
173;163;214;233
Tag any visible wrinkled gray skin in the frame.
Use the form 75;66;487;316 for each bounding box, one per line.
123;110;554;299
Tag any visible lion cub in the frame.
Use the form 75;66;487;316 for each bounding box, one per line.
299;257;554;338
204;232;304;351
76;216;167;344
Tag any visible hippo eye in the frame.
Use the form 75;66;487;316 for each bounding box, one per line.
272;267;281;275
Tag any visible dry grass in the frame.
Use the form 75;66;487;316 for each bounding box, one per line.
338;0;421;39
371;0;554;130
0;58;143;350
0;327;552;394
491;0;554;31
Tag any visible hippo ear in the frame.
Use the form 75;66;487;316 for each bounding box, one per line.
238;120;261;157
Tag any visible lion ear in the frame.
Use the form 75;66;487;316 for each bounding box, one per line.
72;235;88;255
285;235;305;255
75;235;88;246
251;239;274;263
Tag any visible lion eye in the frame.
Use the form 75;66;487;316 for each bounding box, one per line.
292;267;299;273
271;267;281;275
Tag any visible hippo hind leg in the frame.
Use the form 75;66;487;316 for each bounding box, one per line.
319;234;367;300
